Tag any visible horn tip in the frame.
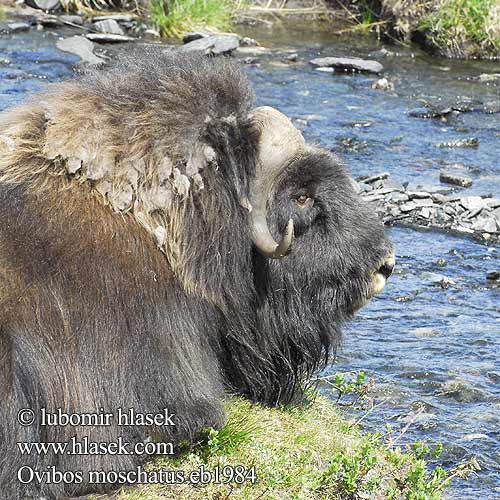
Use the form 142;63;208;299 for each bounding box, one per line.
276;218;294;258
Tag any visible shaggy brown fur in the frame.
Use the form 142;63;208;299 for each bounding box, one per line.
0;51;254;302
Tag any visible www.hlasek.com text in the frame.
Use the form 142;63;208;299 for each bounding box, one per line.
18;436;174;456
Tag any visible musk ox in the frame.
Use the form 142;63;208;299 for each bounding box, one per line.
0;49;394;499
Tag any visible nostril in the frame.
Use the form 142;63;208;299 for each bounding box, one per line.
379;262;394;279
378;255;395;279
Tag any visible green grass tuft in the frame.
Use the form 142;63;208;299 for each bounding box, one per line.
149;0;239;39
418;0;500;57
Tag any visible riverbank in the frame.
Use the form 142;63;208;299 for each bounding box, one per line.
2;0;499;59
114;395;467;500
331;0;500;60
358;173;500;246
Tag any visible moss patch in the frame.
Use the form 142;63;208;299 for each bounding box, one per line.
110;395;468;500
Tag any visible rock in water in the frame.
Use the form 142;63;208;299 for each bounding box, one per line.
7;22;31;33
182;32;210;43
315;67;334;73
86;33;135;43
483;101;500;114
409;107;454;120
439;171;473;188
372;77;393;90
60;15;84;25
26;0;60;10
310;56;383;74
92;15;134;22
436;138;479;148
93;20;125;36
180;35;240;55
56;36;105;65
477;73;500;82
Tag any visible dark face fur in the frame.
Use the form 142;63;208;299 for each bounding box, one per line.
223;148;394;405
266;150;394;316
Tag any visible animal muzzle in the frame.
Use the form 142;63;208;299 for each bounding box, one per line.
369;252;396;297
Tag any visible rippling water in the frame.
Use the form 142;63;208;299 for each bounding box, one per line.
1;25;499;499
333;227;499;499
241;25;500;499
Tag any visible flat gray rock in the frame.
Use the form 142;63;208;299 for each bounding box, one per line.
180;34;239;55
400;202;417;212
93;19;125;36
472;217;498;233
439;171;473;188
413;198;434;207
407;191;432;199
86;33;135;43
310;56;383;74
386;192;409;203
492;208;500;224
7;22;31;33
56;36;105;65
59;15;84;25
420;207;432;219
92;14;134;22
461;196;489;211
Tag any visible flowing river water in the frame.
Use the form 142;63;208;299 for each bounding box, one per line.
1;23;499;500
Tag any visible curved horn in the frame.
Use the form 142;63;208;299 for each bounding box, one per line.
245;106;305;259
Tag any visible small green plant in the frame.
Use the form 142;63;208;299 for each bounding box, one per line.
319;433;381;497
319;370;375;409
149;0;240;38
384;432;479;499
195;407;256;461
355;0;381;34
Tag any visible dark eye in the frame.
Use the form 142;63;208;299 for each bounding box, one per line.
294;195;314;209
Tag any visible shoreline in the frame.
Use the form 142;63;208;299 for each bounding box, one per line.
2;0;499;60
